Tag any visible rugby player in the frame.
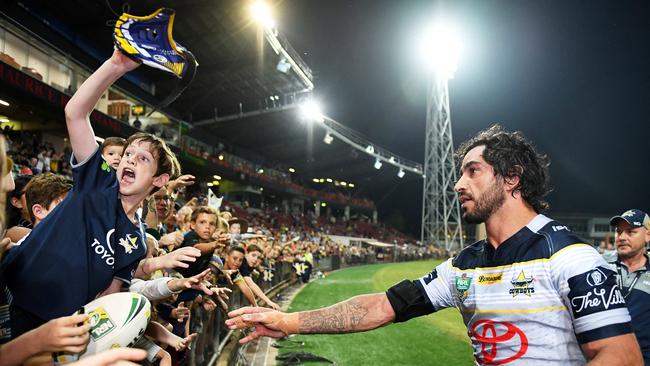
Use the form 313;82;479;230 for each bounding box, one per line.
226;125;642;365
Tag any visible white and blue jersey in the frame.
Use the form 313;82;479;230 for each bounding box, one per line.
386;215;632;365
2;148;146;320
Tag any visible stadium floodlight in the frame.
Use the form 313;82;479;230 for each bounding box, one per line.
258;168;264;174
398;168;405;178
299;100;325;123
326;178;333;183
319;178;325;183
321;202;327;207
418;23;462;79
213;175;221;180
340;181;347;187
289;167;296;173
218;154;224;160
207;182;214;187
250;1;275;29
374;159;383;170
349;183;355;188
323;132;333;145
0;99;9;107
312;178;319;183
365;145;374;154
212;180;220;186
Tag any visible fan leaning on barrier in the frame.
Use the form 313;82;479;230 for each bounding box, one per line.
112;8;198;113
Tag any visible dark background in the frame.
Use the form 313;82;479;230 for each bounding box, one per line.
276;0;650;235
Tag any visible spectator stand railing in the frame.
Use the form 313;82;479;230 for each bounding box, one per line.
186;252;438;366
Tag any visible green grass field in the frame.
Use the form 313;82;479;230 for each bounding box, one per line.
281;261;474;365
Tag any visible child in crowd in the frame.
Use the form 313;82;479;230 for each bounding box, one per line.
1;50;183;337
239;243;280;310
177;206;226;278
24;173;72;228
100;136;126;170
221;246;257;306
4;173;73;243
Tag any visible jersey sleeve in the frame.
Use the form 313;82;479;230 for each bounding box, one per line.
71;146;116;193
114;264;137;285
386;258;455;323
550;244;632;344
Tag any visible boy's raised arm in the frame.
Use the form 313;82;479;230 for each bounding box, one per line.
64;50;139;163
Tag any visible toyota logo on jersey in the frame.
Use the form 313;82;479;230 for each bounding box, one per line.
470;320;528;365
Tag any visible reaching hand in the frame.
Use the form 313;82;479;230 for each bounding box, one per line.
170;303;190;323
158;232;184;248
266;300;281;311
167;269;214;296
226;307;290;344
172;174;195;188
202;298;217;312
172;333;197;351
160;247;200;269
109;49;140;73
69;348;146;366
212;232;231;245
34;314;91;353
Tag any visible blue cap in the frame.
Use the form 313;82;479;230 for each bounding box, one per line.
609;209;650;229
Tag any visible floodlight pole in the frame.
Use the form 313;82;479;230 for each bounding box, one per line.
421;72;464;251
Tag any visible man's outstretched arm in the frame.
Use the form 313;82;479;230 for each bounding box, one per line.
226;293;395;344
64;50;139;162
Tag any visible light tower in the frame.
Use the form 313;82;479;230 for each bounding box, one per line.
420;24;464;251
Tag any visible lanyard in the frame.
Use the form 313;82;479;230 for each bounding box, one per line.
616;263;643;299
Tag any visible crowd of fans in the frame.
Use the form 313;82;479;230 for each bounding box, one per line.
0;130;433;366
2;129;73;179
0;51;439;366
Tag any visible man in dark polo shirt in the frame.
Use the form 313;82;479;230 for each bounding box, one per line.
604;209;650;363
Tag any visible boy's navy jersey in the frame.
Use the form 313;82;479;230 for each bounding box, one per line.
603;251;650;363
2;148;146;320
386;215;632;365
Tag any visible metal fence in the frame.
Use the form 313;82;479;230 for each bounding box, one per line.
186;253;438;366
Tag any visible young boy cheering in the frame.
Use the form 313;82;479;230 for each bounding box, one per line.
2;50;181;337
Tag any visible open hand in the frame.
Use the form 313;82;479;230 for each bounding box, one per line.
226;307;289;344
160;247;200;269
159;232;184;248
34;314;91;353
170;303;190;323
172;174;195;188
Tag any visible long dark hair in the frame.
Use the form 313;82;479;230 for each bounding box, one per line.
455;125;552;212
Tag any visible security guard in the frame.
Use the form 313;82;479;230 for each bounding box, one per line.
604;209;650;364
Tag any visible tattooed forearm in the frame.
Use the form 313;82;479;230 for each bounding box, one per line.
298;295;383;334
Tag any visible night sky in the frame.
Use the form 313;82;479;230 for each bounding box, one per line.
275;0;650;236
